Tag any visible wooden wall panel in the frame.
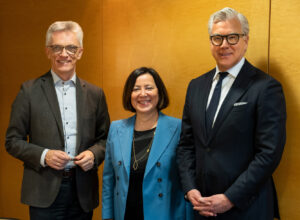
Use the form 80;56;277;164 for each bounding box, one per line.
270;0;300;219
102;0;270;121
0;1;102;219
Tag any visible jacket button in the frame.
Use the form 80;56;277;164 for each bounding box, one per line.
157;178;162;182
156;162;161;167
116;176;119;181
206;148;211;152
158;193;163;197
118;161;122;166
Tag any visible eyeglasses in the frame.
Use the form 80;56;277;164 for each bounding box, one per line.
210;33;246;46
47;44;80;55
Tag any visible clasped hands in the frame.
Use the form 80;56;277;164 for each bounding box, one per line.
45;150;95;171
187;189;234;217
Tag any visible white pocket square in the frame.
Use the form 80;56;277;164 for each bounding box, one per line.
234;102;248;106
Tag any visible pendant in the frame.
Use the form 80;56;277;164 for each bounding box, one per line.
133;160;138;170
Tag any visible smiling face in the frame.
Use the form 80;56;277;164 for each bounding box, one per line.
131;73;159;115
46;30;83;80
210;18;248;72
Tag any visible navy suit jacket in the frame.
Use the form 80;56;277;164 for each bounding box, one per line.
5;71;110;212
177;60;286;219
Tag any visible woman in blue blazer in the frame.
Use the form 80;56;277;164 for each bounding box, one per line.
102;67;193;220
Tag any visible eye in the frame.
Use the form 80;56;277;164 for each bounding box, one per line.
145;86;154;91
228;35;238;40
51;45;63;52
132;87;140;92
66;45;79;54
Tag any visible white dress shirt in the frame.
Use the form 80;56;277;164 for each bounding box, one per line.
206;57;245;127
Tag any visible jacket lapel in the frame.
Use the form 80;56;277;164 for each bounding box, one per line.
76;77;86;151
208;60;256;142
144;113;178;177
41;72;64;145
118;116;135;176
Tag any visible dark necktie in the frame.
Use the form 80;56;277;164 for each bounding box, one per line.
206;72;228;134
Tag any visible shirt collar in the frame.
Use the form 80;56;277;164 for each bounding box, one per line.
214;57;245;80
51;70;77;85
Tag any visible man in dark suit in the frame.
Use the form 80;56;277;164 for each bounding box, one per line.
5;21;110;220
177;7;286;219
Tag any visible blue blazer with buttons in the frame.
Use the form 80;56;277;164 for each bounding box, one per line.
102;112;193;220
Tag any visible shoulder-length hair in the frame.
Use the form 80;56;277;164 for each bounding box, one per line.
123;67;169;112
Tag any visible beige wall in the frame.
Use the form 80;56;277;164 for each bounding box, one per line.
270;0;300;218
0;0;299;219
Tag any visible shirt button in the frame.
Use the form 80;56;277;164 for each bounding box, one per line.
64;93;66;95
67;136;69;139
116;176;119;181
65;107;67;110
66;122;68;125
157;178;162;182
158;193;163;198
118;161;122;166
156;162;161;167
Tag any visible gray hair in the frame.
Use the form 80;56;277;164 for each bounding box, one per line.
208;7;249;36
46;21;83;47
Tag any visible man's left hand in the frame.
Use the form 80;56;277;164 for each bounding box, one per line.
196;194;234;215
74;150;95;171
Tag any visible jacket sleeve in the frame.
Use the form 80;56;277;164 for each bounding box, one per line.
176;81;197;194
87;88;110;166
5;82;45;171
224;78;286;209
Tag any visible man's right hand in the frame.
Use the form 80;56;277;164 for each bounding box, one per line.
187;189;217;217
45;150;71;170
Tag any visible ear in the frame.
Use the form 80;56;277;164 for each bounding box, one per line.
244;35;249;44
76;48;84;60
45;47;51;59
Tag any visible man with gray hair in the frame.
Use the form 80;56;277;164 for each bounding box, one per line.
177;7;286;219
6;21;110;219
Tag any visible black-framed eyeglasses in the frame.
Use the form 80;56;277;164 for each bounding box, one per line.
210;33;246;46
47;44;80;55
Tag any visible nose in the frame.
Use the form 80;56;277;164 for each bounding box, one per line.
140;88;147;96
60;47;68;56
220;38;230;48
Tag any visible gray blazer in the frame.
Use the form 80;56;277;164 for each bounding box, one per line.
5;71;110;212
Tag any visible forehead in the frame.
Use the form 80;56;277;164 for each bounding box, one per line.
50;30;79;45
211;18;242;34
135;73;156;85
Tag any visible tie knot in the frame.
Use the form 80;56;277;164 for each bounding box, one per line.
219;72;229;80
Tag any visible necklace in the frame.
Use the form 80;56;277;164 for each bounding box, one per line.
132;130;155;171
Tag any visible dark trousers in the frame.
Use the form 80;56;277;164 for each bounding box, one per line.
29;177;93;220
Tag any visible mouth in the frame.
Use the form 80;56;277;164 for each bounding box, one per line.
219;52;232;58
56;60;71;64
138;100;151;105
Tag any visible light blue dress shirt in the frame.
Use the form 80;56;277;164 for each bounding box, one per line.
40;71;77;168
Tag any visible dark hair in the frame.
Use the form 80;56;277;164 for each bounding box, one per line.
123;67;169;112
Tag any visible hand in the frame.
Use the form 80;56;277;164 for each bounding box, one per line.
195;194;233;215
45;150;71;170
187;189;216;217
74;150;95;171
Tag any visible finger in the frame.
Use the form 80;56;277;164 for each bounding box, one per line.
193;205;213;212
199;197;212;206
199;211;217;217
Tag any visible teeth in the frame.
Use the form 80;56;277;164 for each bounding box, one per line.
57;60;69;64
139;100;150;104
